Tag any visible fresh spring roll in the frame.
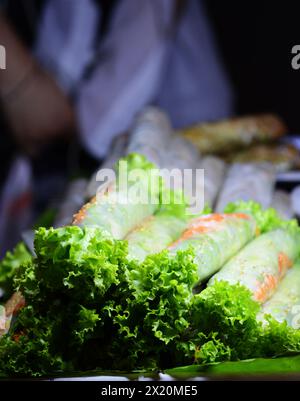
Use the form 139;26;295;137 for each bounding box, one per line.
209;229;299;303
162;135;200;171
72;185;158;240
126;107;172;167
0;292;24;337
259;263;300;326
0;305;6;336
72;154;161;239
200;156;226;208
160;136;201;209
180;114;287;154
126;213;187;261
291;185;300;217
226;143;300;173
215;162;276;212
168;213;257;282
270;190;293;220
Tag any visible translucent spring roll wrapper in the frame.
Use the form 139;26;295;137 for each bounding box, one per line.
270;190;293;220
162;135;200;170
126;214;187;261
5;291;25;317
291;185;300;217
258;263;300;326
72;181;159;240
209;229;299;303
127;107;172;166
161;136;201;208
0;305;6;336
168;213;257;282
0;292;25;337
215;163;276;212
180;114;287;154
226;143;300;173
200;156;226;208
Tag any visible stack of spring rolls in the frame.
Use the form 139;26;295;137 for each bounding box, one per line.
87;106;228;213
179;112;295;216
122;201;300;328
1;121;300;375
70;156;300;328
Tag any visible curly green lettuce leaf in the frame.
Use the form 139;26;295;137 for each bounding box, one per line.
184;281;262;362
259;316;300;357
13;226;127;318
72;306;101;345
3;226;126;376
194;334;232;363
15;231;197;372
224;200;299;234
117;152;157;174
2;201;300;376
0;242;32;299
184;280;300;365
158;188;188;219
0;305;65;377
102;248;198;370
117;152;190;220
33;226;123;300
126;249;198;343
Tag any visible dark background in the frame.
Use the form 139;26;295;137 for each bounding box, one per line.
206;0;300;132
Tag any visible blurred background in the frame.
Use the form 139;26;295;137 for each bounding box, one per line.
0;0;300;256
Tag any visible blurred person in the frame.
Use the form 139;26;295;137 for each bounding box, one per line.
1;0;233;159
0;0;233;254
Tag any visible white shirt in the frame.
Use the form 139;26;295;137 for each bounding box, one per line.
34;0;233;159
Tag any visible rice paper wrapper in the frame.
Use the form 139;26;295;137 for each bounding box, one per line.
0;305;6;335
270;190;293;220
209;229;299;303
259;264;300;327
162;136;200;170
127;107;172;166
215;162;276;212
73;156;163;240
169;213;257;282
200;156;226;208
291;185;300;217
0;305;12;337
126;214;187;262
160;136;201;207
